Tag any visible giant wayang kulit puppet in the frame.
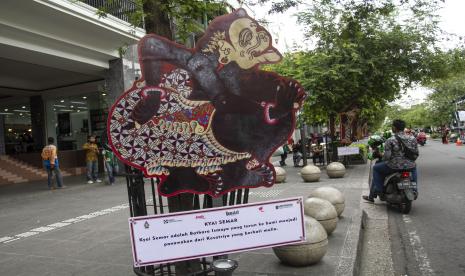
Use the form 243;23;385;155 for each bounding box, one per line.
108;8;306;197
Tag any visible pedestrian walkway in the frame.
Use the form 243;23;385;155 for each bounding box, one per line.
0;160;370;276
232;162;369;276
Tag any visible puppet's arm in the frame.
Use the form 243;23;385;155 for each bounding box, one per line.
140;35;230;104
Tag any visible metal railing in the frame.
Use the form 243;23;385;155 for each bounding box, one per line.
81;0;143;27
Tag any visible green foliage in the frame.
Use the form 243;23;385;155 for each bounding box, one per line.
155;0;228;41
426;73;465;126
78;0;228;41
268;0;447;128
350;143;368;159
382;103;433;129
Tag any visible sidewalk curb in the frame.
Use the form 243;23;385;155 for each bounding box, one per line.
335;163;370;276
356;168;395;275
335;208;364;276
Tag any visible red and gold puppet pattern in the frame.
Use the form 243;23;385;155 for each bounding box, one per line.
108;8;306;197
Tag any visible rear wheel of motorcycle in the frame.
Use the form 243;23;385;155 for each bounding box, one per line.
400;200;412;214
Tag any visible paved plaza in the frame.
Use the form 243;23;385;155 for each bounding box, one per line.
0;160;369;276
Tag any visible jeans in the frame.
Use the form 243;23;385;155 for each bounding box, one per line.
104;162;118;184
370;161;418;198
45;166;63;188
293;152;302;166
411;167;418;191
280;153;288;166
86;161;98;181
312;153;323;165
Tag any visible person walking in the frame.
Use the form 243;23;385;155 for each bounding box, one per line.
293;140;303;167
83;135;101;184
280;140;292;166
41;137;64;189
102;144;119;185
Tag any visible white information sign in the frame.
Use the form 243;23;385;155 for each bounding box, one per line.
129;197;305;267
337;146;360;156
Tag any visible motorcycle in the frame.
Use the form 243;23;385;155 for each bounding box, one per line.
416;132;426;146
367;134;417;214
379;170;417;214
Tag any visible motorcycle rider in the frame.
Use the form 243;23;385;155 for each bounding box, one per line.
363;119;419;203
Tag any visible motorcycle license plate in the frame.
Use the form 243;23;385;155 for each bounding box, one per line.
397;180;411;189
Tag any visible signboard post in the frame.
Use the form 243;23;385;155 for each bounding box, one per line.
129;197;305;267
337;146;360;166
337;146;360;156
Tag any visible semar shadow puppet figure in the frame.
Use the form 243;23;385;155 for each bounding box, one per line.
108;8;306;197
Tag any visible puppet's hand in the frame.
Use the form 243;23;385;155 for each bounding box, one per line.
131;87;164;125
268;80;306;120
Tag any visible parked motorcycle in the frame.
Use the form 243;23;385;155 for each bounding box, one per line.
367;134;417;214
416;132;427;146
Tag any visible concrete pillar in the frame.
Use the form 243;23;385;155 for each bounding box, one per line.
104;44;140;171
30;95;46;150
106;58;125;106
106;44;140;105
0;115;5;155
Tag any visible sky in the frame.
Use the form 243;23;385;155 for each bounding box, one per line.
232;0;465;108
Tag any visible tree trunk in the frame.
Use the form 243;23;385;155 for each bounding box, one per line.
143;1;173;38
329;113;337;162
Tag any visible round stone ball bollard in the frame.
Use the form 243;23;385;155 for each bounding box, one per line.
326;162;346;178
273;216;328;266
309;187;346;217
301;165;321;182
304;197;338;235
274;166;287;183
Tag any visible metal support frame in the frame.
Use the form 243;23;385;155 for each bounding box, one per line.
124;165;249;276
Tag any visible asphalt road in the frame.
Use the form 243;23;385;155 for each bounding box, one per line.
389;140;465;276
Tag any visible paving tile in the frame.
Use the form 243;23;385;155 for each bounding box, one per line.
0;159;369;276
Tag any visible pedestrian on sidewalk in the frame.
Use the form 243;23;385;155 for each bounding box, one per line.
83;135;101;184
311;141;324;165
293;139;303;167
41;137;64;189
280;140;292;166
102;144;119;185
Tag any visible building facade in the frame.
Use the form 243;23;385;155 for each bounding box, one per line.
0;0;145;181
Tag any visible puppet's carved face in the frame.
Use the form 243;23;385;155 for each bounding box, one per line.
204;17;281;69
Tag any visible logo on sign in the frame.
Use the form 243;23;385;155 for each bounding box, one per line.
226;210;239;216
163;218;182;224
258;207;264;212
195;215;206;219
144;221;150;229
275;203;293;210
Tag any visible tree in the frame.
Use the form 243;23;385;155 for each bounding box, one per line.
83;0;228;41
266;0;450;134
427;73;465;126
142;0;228;41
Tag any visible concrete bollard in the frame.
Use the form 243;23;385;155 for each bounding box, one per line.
304;197;338;235
274;166;286;183
301;165;321;182
272;216;328;266
326;162;346;178
309;187;346;217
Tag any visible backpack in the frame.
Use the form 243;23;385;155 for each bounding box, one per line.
394;135;418;161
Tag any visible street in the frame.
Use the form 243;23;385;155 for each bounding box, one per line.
389;140;465;276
